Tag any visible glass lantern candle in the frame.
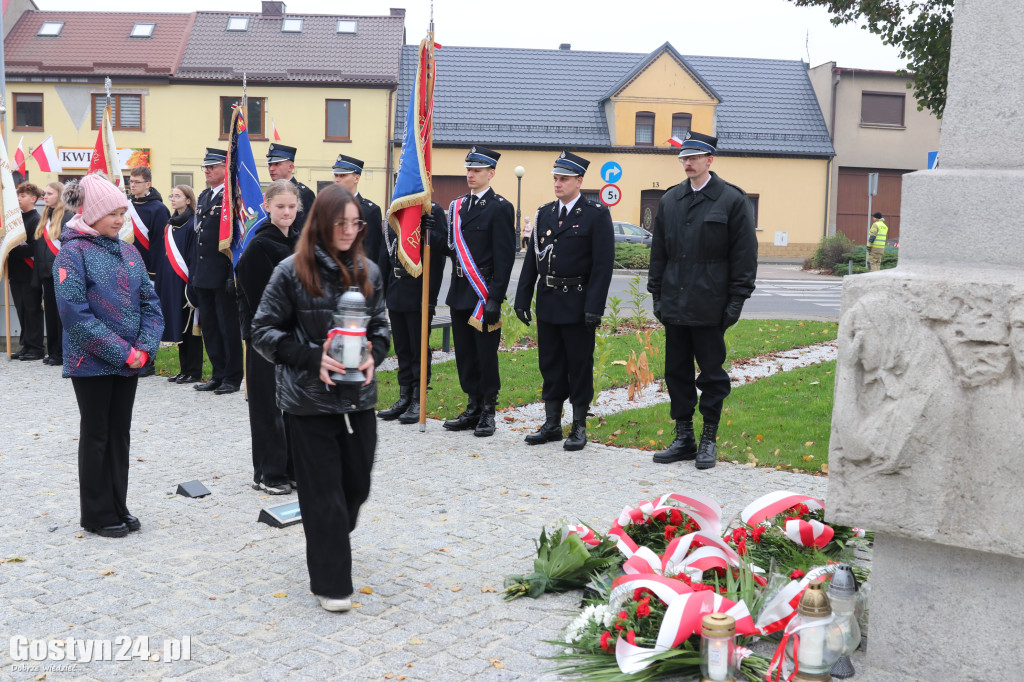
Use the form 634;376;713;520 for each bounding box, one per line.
784;582;845;681
328;286;371;384
700;613;736;682
826;564;862;679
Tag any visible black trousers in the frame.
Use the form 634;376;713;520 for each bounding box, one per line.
450;307;501;399
390;310;433;386
71;375;139;528
11;279;44;353
286;410;376;598
194;286;243;385
664;324;730;423
537;320;595;410
178;319;204;377
41;277;63;359
246;341;290;487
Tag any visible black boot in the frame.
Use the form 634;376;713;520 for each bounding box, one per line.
695;421;719;470
378;384;412;420
473;396;497;437
398;383;421;424
652;420;698;463
525;401;563;445
563;405;589;451
443;395;481;431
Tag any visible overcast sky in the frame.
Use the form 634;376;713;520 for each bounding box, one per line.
34;0;905;71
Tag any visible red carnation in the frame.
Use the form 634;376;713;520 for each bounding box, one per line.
600;631;613;652
737;538;748;555
633;587;649;601
669;509;683;525
752;527;766;543
626;630;636;646
732;528;747;543
664;525;678;540
615;610;629;631
790;569;806;580
636;596;651;618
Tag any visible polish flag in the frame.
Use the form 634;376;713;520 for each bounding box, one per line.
667;136;684;148
30;136;63;173
272;119;281;141
13;137;26;176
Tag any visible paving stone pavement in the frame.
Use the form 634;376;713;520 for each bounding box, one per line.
0;358;827;681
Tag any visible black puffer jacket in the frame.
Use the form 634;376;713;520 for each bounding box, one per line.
251;246;389;416
647;172;758;326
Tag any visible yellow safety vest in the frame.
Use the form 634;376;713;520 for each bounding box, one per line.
869;220;888;249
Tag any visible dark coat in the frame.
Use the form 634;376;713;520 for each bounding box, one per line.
154;209;196;343
359;193;386;269
8;209;40;284
514;197;615;324
647;172;758;326
235;220;297;341
192;186;232;289
130;188;171;276
250;248;390;416
287;177;317;234
32;211;72;286
445;187;516;310
381;202;447;312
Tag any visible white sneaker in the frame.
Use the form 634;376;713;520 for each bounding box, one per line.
316;595;352;612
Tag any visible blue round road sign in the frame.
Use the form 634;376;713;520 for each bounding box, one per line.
600;161;623;184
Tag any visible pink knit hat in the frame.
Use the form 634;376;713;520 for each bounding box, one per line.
77;173;130;226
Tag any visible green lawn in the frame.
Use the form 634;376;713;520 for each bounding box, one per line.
588;361;836;473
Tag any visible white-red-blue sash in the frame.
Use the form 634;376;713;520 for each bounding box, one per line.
128;202;150;250
164;224;189;282
451;196;493;331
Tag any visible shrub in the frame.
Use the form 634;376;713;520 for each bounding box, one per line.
614;243;650;270
810;233;855;271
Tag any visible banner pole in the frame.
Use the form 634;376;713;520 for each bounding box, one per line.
4;271;10;358
418;35;436;431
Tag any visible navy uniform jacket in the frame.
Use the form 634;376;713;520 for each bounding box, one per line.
445;187;516;310
359;194;386;268
130;190;171;277
380;202;447;313
514;197;615;325
192;186;232;289
288;177;316;234
8;210;40;284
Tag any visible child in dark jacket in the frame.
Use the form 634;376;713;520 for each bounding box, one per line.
53;174;164;538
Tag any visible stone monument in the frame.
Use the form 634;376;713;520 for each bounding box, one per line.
827;0;1024;677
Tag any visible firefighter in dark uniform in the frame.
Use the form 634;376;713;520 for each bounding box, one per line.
192;147;243;394
442;146;516;437
376;202;448;424
266;143;316;233
514;152;614;450
648;131;758;470
332;154;385;268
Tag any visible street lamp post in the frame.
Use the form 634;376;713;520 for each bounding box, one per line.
514;165;526;251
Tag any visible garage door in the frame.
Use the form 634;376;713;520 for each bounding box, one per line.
836;168;908;244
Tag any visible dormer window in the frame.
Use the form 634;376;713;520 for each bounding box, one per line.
37;21;64;36
336;19;357;34
282;18;302;33
131;23;156;38
227;16;250;32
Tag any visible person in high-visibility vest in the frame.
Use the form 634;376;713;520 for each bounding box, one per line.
868;212;888;270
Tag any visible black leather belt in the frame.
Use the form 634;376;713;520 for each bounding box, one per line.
455;265;493;278
393;266;413;278
543;275;586;288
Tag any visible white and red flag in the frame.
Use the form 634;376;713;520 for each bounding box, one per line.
667;136;683;148
13;137;27;176
272;119;281;141
30;136;62;173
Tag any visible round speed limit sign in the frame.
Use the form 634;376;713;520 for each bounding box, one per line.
600;184;622;207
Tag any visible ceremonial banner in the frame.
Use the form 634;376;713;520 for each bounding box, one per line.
220;107;268;265
387;37;437;277
0;136;27;279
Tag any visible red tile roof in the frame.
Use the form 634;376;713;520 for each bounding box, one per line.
5;11;194;77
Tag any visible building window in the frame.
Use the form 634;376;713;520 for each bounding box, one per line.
336;19;357;34
748;194;759;228
171;172;193;189
861;92;905;126
325;100;351;141
37;21;64;36
13;93;44;130
130;23;155;38
635;111;655;146
220;97;266;139
92;94;143;131
227;16;250;32
282;18;302;32
672;113;692;140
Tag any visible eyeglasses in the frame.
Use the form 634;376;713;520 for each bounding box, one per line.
128;179;149;185
201;164;225;170
333;219;367;232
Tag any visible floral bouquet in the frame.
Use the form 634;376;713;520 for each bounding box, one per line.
503;524;618;601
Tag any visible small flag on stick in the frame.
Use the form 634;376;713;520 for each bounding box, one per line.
30;136;62;173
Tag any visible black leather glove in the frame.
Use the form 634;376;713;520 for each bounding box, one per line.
515;308;532;325
721;297;744;330
653;298;663;323
585;313;601;331
483;298;502;326
420;212;436;233
225;278;236;297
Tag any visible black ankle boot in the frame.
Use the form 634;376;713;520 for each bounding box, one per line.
473;396;497;437
652;420;698;463
398;383;421;424
525;401;563;445
378;384;412;420
563;405;589;451
443;395;481;431
695;421;719;470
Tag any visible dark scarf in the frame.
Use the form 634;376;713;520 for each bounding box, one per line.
169;207;194;227
132;187;164;205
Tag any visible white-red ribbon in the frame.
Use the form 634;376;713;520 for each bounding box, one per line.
128;202;150;250
164;224;189;282
740;491;824;527
753;565;835;635
784;518;834;549
561;524;600;547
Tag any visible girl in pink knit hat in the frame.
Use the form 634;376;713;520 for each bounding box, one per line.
53;173;165;538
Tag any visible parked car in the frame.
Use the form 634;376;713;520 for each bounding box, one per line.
613;221;652;247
